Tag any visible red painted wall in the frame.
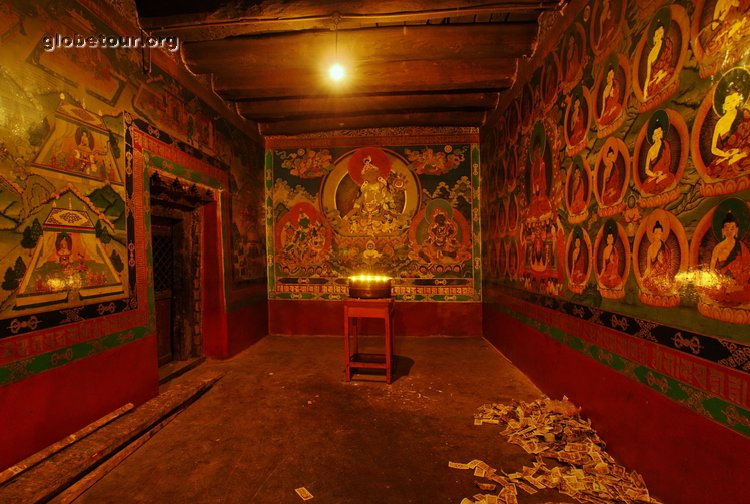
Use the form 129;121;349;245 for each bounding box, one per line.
269;300;481;336
483;305;750;504
0;1;266;472
202;198;268;359
202;199;229;359
0;336;158;470
228;298;268;356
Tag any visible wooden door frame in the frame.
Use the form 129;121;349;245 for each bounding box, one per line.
149;200;203;362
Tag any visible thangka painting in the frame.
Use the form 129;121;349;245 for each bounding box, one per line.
0;95;133;338
481;0;750;334
267;143;480;301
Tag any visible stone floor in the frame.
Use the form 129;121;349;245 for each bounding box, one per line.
76;335;582;504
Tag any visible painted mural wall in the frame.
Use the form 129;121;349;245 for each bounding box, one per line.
0;0;265;468
481;0;750;438
266;130;481;302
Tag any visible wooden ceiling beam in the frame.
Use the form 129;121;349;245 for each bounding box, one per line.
182;23;537;73
140;1;560;40
258;110;486;136
213;59;516;100
235;92;500;120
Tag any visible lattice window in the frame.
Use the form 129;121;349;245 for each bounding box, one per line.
152;233;173;292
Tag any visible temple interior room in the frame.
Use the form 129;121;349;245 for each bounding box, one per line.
1;0;749;502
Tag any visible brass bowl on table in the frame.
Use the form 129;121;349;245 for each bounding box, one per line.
348;275;392;299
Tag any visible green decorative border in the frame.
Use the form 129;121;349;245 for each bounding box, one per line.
265;150;276;297
472;145;482;301
0;325;149;386
492;302;750;439
144;152;224;189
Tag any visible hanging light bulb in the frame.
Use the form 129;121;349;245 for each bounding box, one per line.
328;12;346;83
329;62;346;81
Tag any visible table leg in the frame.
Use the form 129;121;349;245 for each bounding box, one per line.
344;308;351;382
352;317;359;356
385;311;392;384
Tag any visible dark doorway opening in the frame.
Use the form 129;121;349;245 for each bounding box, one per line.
149;171;212;371
151;216;180;367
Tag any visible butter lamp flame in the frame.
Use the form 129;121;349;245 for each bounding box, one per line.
348;273;392;298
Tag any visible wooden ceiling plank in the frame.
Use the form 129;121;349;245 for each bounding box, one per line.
235;92;499;119
258;110;486;135
213;59;515;100
141;1;559;39
182;23;536;74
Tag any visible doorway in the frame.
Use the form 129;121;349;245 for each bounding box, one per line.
151;216;180;366
148;171;210;370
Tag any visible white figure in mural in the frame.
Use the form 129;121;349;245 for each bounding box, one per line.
643;23;673;100
710;89;749;172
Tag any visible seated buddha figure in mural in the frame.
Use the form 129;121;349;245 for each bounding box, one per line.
707;211;750;306
55;232;73;267
642;220;675;294
528;135;552;220
563;33;581;85
600;146;622;206
708;83;750;179
595;0;618;50
569;235;588;284
541;56;559;106
642;117;675;194
568;97;587;145
52;126;115;180
599;65;623;126
600;229;622;288
52;126;93;173
569;165;588;214
343;155;397;234
703;0;750;56
643;22;674;100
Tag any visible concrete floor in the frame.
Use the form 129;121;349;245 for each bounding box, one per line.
77;336;579;504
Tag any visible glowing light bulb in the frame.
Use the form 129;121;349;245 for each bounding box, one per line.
329;63;346;81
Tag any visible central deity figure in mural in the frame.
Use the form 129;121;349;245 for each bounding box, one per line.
343;155;399;234
318;147;417;241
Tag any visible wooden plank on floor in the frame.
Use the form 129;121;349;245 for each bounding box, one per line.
0;372;223;502
0;403;134;486
51;408;183;504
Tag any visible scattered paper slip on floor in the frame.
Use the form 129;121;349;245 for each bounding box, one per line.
451;396;663;504
294;486;313;500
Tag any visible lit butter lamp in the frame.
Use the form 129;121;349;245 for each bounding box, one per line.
348;274;392;299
